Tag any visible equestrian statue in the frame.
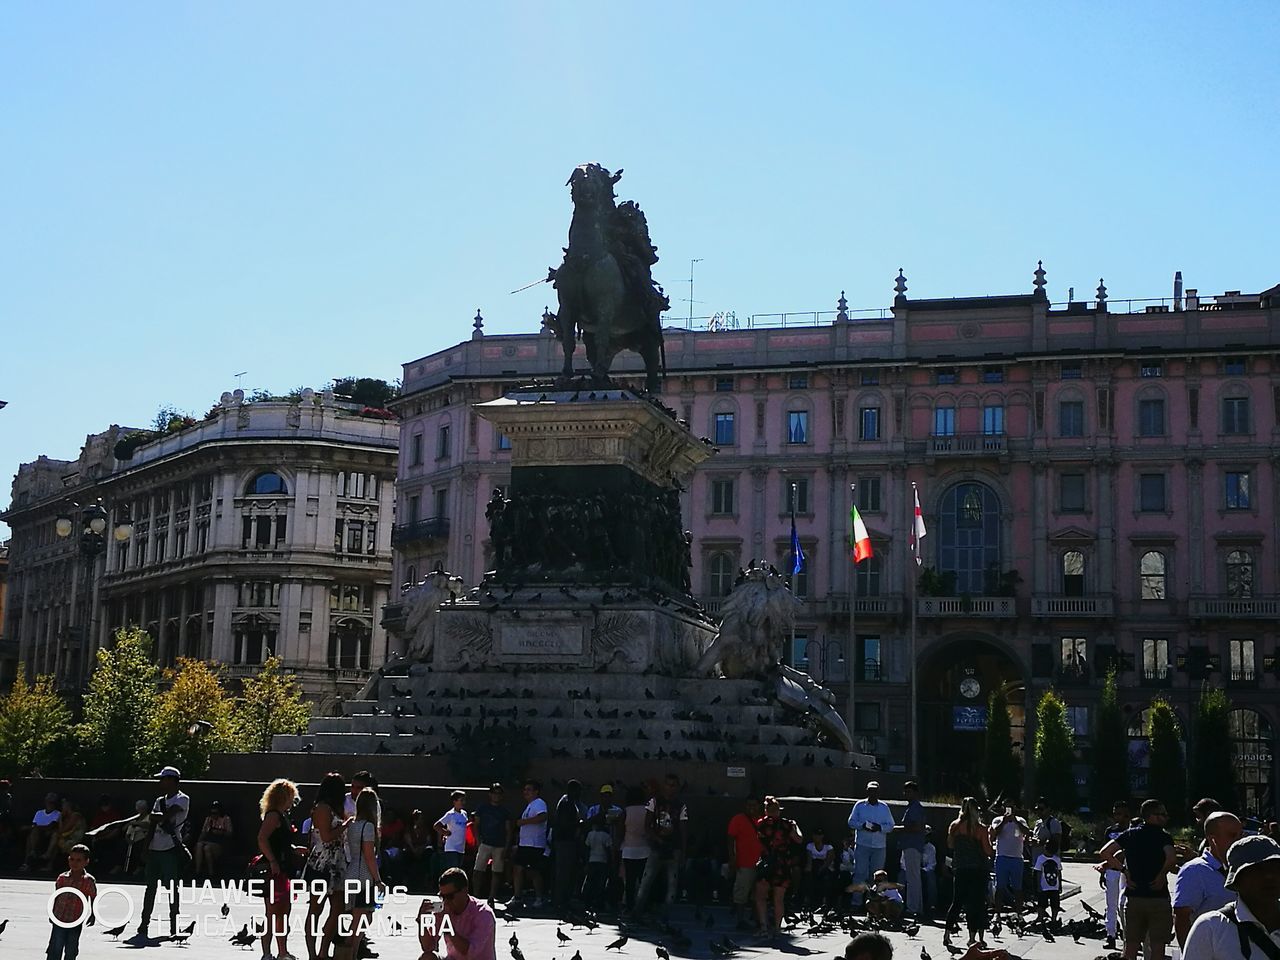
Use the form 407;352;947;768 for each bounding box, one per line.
543;164;669;391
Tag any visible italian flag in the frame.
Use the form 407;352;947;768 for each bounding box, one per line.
849;504;873;563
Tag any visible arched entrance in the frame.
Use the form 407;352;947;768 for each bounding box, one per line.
919;634;1026;795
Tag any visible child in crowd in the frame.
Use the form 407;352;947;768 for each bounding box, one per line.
921;828;938;918
849;870;906;921
838;833;857;900
48;844;96;960
583;816;613;909
1032;837;1063;922
805;827;836;908
434;790;469;870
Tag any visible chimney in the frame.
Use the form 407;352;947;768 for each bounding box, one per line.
1186;288;1199;311
1174;271;1183;311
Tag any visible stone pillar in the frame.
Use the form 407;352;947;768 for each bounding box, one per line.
461;475;479;584
211;581;236;663
157;589;170;666
278;580;301;664
1031;461;1048;594
750;467;768;562
827;464;847;596
1095;458;1116;597
1187;458;1205;593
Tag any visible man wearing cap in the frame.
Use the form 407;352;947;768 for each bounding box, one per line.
585;784;624;906
1184;835;1280;960
1173;811;1243;947
1099;798;1176;960
847;782;896;909
130;765;190;943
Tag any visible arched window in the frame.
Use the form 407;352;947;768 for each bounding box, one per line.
1140;551;1166;600
246;471;287;496
1062;551;1085;597
708;553;735;598
937;482;1000;594
1226;549;1254;598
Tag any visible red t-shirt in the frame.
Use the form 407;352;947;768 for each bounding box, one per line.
727;813;763;869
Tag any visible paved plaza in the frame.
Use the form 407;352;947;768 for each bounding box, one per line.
0;863;1122;960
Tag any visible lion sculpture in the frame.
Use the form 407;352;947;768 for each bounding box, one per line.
403;569;465;662
694;560;800;679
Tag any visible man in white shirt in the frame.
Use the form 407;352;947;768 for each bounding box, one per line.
22;792;62;870
1173;811;1242;947
131;765;191;943
512;779;549;907
1184;835;1280;960
846;782;896;907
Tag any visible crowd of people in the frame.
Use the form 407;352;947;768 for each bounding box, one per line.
16;766;1280;960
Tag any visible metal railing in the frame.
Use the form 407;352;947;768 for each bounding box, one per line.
390;517;450;546
929;434;1007;456
917;596;1017;618
1189;597;1280;619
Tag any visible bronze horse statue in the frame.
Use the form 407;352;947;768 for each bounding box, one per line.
544;164;668;391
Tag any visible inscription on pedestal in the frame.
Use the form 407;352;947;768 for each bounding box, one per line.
499;620;584;658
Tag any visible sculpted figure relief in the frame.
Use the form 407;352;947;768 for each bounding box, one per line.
403;569;465;661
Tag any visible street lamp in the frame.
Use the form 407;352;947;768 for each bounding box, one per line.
54;499;133;689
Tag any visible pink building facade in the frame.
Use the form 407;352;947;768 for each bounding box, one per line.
392;277;1280;807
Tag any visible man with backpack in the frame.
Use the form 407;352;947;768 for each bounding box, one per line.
129;765;191;944
1183;835;1280;960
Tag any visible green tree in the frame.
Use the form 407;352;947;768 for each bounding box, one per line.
235;656;312;751
1034;689;1077;811
1092;668;1130;811
137;659;240;778
1190;685;1237;812
77;626;161;777
328;376;400;408
0;668;76;775
1147;697;1187;821
983;692;1022;802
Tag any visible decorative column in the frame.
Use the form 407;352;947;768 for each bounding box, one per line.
1187;458;1205;594
1031;460;1049;594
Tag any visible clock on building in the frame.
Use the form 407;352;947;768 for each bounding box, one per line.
959;676;982;700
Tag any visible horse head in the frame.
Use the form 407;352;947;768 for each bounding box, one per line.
567;163;621;208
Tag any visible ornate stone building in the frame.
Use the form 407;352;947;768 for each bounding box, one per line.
1;390;398;709
392;275;1280;807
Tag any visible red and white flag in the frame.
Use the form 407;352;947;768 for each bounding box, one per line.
911;487;926;566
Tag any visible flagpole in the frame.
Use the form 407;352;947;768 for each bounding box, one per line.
790;481;798;668
847;482;857;760
910;480;920;778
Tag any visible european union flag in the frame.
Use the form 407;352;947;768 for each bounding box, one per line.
790;512;805;575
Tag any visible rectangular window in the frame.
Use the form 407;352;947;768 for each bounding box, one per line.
936;368;957;385
790;632;810;671
714;412;736;445
1060;473;1086;513
1058;401;1084;437
407;495;420;523
1224;359;1246;375
274;516;287;545
1138;398;1165;436
1139;473;1166;512
366;521;377;555
1142;638;1170;681
1230;639;1256;682
859;406;881;441
933;406;956;436
983;405;1005;435
1060;361;1083;380
497;433;511;450
1065;706;1089;737
196;523;208;553
983;367;1004;384
715;375;734;392
859;636;882;682
1225;471;1252;510
256;516;272;548
857;476;882;513
787;410;809;444
173;528;186;559
410;433;423;466
860;369;880;386
711;478;735;515
437;424;451;459
785;478;811;514
787;372;809;390
1060;637;1087;676
346;522;362;554
1141;362;1164;378
1222;397;1251;434
856;557;882;597
434;487;448;519
855;702;882;732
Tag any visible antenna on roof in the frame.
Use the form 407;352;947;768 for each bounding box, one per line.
234;371;248;390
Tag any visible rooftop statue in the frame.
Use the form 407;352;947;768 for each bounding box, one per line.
544;164;669;391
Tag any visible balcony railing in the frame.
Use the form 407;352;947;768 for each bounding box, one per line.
390;517;450;547
1189;597;1280;619
825;595;906;618
917;596;1017;618
928;434;1007;457
1032;595;1115;618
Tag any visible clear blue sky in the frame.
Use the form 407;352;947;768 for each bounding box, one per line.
3;1;1278;536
